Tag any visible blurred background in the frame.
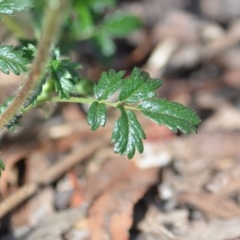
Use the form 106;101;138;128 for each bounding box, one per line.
1;0;240;239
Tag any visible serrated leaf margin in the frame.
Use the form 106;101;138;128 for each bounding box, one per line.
87;101;107;131
139;99;201;134
94;69;125;100
111;105;146;159
119;67;162;104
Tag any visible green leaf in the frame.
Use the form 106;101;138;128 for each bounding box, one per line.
0;159;5;171
74;78;94;96
0;160;4;171
91;0;115;11
0;0;34;19
87;101;107;131
95;31;116;56
23;74;46;108
102;11;141;37
19;43;36;61
5;113;21;131
76;0;116;11
119;67;162;104
51;59;80;99
0;45;30;75
111;105;146;159
94;69;125;100
0;159;5;177
139;99;201;134
75;2;94;34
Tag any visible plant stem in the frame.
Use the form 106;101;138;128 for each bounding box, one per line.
0;0;69;130
39;96;141;112
2;16;28;39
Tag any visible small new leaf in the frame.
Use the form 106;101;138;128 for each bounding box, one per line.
87;101;107;131
0;0;34;19
95;31;116;56
119;67;162;104
102;11;141;37
94;69;125;100
111;105;146;159
51;59;80;99
139;99;201;134
74;2;94;34
19;43;36;61
81;0;116;11
0;159;5;177
23;75;46;108
0;45;30;75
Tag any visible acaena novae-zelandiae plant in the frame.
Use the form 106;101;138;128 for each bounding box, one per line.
0;0;201;176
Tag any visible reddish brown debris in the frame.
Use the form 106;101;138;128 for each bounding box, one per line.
87;159;159;240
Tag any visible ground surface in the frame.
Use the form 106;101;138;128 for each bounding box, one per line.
1;0;240;239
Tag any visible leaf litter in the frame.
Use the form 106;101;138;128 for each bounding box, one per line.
2;0;240;239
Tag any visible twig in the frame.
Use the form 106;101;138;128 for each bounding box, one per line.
0;182;38;217
0;137;108;218
38;137;109;185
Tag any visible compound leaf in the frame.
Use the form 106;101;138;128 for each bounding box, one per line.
0;0;34;18
111;105;146;159
139;99;201;134
0;45;30;75
94;69;125;100
102;11;141;37
87;101;107;131
51;59;80;99
119;67;162;104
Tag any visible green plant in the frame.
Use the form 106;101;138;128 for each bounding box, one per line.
0;0;201;175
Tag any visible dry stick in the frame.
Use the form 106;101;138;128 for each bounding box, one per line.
0;0;68;130
38;138;109;185
0;182;38;217
0;138;108;218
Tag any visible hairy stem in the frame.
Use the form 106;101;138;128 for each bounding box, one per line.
0;0;68;129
